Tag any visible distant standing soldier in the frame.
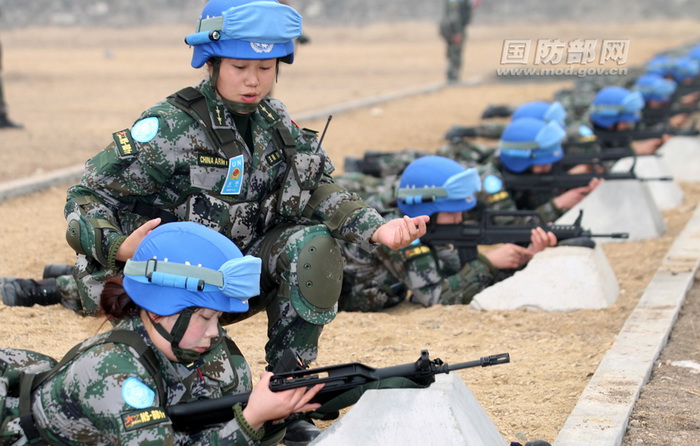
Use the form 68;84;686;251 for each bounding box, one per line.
439;0;479;83
0;8;23;129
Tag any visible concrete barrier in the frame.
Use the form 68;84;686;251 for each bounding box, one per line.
555;180;666;242
610;155;683;210
470;245;619;312
654;135;700;182
311;373;508;446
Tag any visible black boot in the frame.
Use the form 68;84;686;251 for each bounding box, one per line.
1;278;62;307
0;114;23;129
282;420;322;446
42;264;74;279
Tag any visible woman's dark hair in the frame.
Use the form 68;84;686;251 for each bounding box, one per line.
100;277;140;320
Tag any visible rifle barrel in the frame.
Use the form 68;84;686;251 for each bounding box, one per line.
448;353;510;372
590;232;629;239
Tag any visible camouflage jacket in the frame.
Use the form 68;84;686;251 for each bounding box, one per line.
440;0;472;39
30;317;256;445
66;79;385;271
334;171;500;309
437;143;564;223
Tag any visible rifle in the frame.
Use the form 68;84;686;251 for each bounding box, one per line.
420;209;628;263
501;158;672;194
559;148;654;167
166;350;510;430
594;126;699;146
641;105;700;125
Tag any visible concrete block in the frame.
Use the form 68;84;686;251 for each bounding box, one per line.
311;373;508;446
655;135;700;182
555;180;665;242
610;155;683;210
469;245;619;312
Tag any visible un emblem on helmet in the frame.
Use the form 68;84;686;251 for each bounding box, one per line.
250;42;274;54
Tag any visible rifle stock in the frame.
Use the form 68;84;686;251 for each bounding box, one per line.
420;209;628;263
166;350;509;430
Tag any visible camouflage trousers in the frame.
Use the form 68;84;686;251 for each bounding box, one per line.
445;32;466;82
0;74;6;116
65;224;342;369
338;242;407;313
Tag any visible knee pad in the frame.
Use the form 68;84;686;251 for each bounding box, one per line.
289;227;344;325
65;197;114;266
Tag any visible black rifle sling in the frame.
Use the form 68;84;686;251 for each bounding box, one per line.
18;330;165;444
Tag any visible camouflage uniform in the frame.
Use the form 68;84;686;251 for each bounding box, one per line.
335;171;503;311
1;316;258;445
439;0;472;82
339;234;500;311
64;79;385;367
0;39;6;117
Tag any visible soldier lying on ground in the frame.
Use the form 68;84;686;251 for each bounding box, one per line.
338;155;557;312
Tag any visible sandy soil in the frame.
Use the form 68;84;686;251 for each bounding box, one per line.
1;20;700;443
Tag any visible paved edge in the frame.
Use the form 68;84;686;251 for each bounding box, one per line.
0;164;85;201
553;198;700;446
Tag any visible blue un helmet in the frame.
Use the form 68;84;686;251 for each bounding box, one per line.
511;101;567;128
588;86;645;128
123;221;262;316
646;54;673;78
634;73;677;103
667;56;700;84
396;156;481;218
498;117;566;173
688;44;700;62
186;0;303;69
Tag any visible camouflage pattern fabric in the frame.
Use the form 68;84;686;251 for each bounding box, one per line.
437;138;497;165
439;0;472;81
472;158;565;224
0;348;57;444
0;40;6;116
1;316;256;445
343;148;428;179
439;141;565;223
564;118;603;154
334;171;503;311
64;79;385;368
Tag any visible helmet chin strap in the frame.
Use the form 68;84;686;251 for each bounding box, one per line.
210;58;260;115
150;308;219;364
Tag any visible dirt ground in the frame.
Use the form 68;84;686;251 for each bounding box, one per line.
622;270;700;445
1;19;700;444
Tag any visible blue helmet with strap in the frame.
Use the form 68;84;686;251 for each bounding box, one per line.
397;156;481;218
634;73;677;103
667;56;700;83
511;101;567;128
498;117;565;173
589;86;645;128
187;0;303;68
646;54;673;77
688;44;700;62
123;221;262;316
